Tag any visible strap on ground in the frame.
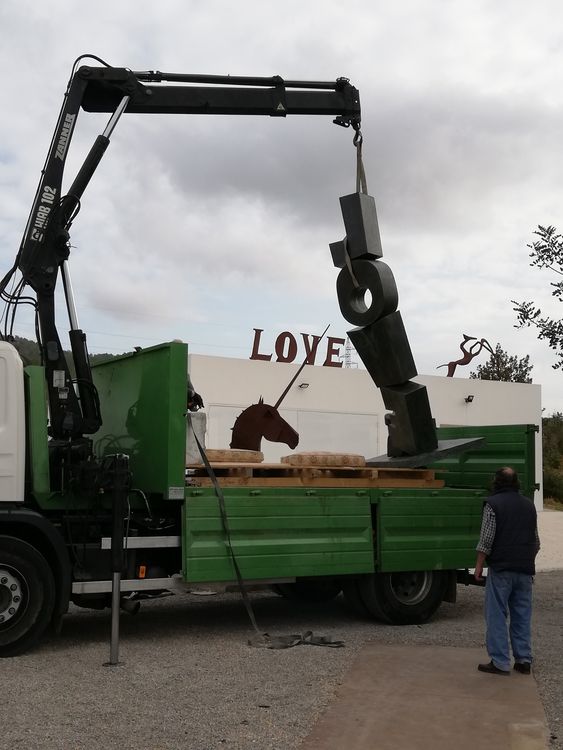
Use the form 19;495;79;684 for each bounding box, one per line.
188;416;344;650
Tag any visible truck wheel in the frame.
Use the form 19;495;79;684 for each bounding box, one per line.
272;581;342;603
356;570;448;625
0;536;56;657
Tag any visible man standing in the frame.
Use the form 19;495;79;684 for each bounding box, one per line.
475;467;540;676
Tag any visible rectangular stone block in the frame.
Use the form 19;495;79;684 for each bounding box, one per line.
381;382;438;456
348;312;417;387
329;239;347;268
339;192;383;260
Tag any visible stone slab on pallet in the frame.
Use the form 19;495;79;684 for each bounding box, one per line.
281;452;366;467
187;448;264;465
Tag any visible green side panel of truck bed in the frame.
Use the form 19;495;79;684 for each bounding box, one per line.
433;423;537;500
375;488;486;572
183;488;375;583
373;424;537;573
182;424;536;581
92;342;188;499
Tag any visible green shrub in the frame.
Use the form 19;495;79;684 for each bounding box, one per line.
542;467;563;503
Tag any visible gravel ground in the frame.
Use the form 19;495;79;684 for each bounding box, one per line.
2;571;562;750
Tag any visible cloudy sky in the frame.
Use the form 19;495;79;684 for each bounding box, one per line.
2;0;563;413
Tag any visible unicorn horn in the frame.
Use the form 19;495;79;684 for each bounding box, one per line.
273;324;330;410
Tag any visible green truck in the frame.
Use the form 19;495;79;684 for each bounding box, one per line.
0;338;537;657
0;60;538;657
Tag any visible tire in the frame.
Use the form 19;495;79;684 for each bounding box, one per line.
0;536;56;657
272;580;342;603
356;570;449;625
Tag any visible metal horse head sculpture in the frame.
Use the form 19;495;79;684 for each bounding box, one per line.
230;325;330;452
230;398;299;452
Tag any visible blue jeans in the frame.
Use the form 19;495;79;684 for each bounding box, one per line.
485;568;533;671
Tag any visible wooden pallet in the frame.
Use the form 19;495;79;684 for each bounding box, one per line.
186;462;444;489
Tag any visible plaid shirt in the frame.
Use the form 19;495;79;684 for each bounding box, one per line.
476;502;541;555
476;503;496;555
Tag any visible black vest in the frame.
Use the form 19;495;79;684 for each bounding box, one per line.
487;489;537;575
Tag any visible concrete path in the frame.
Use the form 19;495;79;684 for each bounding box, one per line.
300;644;549;750
536;508;563;571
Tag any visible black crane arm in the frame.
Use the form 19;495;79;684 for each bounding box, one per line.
81;67;361;119
16;63;361;440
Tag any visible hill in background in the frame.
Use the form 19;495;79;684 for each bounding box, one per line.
9;336;123;374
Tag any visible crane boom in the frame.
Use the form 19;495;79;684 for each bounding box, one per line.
13;62;360;440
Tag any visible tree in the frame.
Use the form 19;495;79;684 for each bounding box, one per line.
512;225;563;370
469;343;533;383
542;412;563;470
542;412;563;503
11;336;41;366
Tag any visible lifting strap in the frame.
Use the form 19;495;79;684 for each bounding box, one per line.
343;124;368;290
187;416;344;650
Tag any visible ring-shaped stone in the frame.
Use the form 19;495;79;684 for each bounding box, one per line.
336;259;398;326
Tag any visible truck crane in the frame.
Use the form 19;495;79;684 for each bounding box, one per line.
0;57;537;657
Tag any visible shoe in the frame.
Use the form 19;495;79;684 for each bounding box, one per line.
478;661;510;675
514;662;531;674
